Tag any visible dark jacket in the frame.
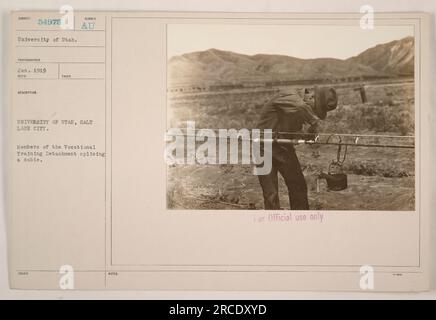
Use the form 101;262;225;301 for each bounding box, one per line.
257;88;319;135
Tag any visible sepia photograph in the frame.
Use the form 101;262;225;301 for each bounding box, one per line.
5;8;432;295
166;24;415;211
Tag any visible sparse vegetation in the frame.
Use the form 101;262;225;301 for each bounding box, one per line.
167;81;415;210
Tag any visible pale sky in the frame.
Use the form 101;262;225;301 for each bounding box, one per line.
167;24;414;60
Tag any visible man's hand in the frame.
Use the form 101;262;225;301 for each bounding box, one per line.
305;122;319;141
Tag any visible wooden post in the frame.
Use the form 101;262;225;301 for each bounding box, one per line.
359;85;367;103
354;84;367;103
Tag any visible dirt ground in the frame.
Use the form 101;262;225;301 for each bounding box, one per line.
167;146;415;211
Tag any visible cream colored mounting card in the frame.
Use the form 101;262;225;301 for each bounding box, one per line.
8;11;431;291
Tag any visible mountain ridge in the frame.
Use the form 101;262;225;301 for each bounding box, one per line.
168;36;414;86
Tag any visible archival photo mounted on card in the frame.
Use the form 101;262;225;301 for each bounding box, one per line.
8;11;431;291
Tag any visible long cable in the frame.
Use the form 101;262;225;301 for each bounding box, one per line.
167;133;415;149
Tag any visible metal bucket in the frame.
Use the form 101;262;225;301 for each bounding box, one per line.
319;172;348;191
325;173;347;191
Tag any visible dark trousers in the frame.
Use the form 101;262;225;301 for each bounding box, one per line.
258;145;309;210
